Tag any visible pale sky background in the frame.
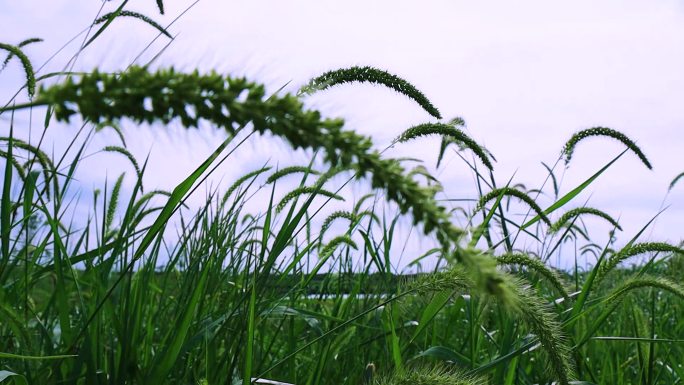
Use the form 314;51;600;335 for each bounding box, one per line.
1;0;683;270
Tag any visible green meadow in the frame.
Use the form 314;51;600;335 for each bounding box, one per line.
1;3;684;385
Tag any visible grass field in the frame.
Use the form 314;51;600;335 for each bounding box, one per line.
1;3;684;385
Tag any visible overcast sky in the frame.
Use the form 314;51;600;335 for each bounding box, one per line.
2;0;683;269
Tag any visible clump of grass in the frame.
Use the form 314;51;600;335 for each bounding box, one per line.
562;127;652;169
299;65;442;119
12;66;466;255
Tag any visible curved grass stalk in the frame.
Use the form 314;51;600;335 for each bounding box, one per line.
102;145;142;184
607;276;684;302
299;66;442;119
0;150;27;180
669;171;684;191
503;277;575;385
266;166;319;184
476;187;551;226
598;242;684;283
319;235;357;259
397;123;493;170
320;210;356;238
276;186;343;213
1;38;42;72
94;11;172;38
550;207;622;233
496;253;569;301
562;127;652;169
0;42;36;97
0;136;55;197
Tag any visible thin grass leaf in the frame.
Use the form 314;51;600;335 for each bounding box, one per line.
563;127;652;169
299;66;441;119
523;150;626;229
0;123;14;265
156;0;165;14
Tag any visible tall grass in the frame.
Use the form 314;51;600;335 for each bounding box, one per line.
1;2;683;385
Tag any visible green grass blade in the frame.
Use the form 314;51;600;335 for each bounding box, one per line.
522;149;627;229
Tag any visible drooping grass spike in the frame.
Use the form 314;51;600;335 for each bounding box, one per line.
299;66;442;119
266;166;319;184
476;187;551;226
607;276;684;303
94;11;172;38
397;123;493;170
550;207;622;233
105;173;126;231
0;136;55;196
496;253;569;301
373;364;487;385
562;127;652;169
496;276;575;385
220;166;272;205
598;242;684;283
102;146;142;186
276;186;343;213
320;210;356;239
319;235;357;260
1;38;42;72
0;42;36;97
669;171;684;191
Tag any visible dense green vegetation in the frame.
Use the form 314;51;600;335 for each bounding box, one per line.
1;3;683;385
